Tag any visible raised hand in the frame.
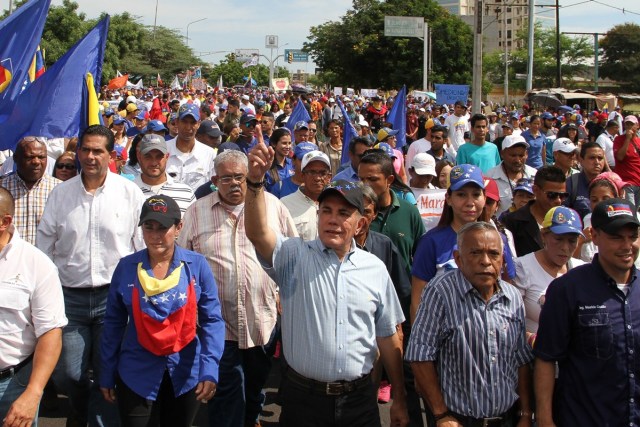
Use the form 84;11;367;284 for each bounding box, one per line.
247;142;274;182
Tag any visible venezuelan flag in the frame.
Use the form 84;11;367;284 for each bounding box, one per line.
28;45;45;82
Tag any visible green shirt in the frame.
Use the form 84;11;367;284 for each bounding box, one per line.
370;191;425;277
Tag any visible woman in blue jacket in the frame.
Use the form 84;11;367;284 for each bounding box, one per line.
100;195;225;427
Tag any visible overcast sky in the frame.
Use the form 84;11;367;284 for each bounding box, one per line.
17;0;640;74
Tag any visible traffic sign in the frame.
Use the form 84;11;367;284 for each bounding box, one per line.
384;16;424;38
283;49;309;63
265;35;278;48
234;49;259;62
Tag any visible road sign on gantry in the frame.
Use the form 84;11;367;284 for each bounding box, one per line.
384;16;424;38
283;49;309;63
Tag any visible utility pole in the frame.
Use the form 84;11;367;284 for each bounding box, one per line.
563;31;606;91
472;0;484;113
153;0;159;40
526;0;535;92
536;3;562;87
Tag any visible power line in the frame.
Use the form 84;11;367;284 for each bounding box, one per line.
590;0;640;16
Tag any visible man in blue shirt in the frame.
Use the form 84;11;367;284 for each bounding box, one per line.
535;198;640;427
563;141;606;220
333;136;375;182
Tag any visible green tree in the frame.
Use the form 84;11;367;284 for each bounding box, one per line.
304;0;473;90
600;23;640;92
483;23;593;90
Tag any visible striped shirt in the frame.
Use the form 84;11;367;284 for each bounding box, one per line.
406;269;532;418
0;173;60;245
134;173;195;216
178;191;297;349
265;235;405;382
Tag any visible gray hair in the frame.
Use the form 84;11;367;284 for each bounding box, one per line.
456;221;503;252
357;182;379;208
214;150;248;175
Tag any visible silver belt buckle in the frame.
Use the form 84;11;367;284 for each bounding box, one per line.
325;382;342;395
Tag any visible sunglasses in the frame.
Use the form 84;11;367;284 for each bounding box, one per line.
544;191;569;200
260;120;270;124
308;128;317;133
245;122;257;128
56;163;76;170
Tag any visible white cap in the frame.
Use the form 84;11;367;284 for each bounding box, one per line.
126;95;137;104
501;134;529;150
328;97;335;103
552;137;578;153
358;119;369;128
113;91;120;96
241;94;250;101
301;150;331;171
411;153;436;176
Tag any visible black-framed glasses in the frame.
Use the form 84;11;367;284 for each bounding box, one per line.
218;174;247;185
545;191;569;200
56;163;76;170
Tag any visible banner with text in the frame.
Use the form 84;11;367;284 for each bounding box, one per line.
413;188;447;231
360;88;378;98
435;84;469;106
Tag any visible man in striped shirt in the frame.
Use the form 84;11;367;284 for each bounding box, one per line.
407;222;533;427
134;134;195;215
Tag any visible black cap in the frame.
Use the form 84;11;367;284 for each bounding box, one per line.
591;198;640;234
317;180;364;215
139;195;181;228
197;120;223;138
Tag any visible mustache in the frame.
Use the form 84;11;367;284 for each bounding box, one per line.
229;185;242;192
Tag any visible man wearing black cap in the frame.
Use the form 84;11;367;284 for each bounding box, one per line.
535;198;640;427
244;143;409;427
236;113;260;155
197;120;223;151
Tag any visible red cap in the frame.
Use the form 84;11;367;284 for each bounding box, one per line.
483;177;500;202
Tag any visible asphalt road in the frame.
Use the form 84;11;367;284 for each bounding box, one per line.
38;359;394;427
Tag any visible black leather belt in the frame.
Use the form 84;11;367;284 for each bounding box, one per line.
0;354;33;380
285;367;372;396
450;411;512;427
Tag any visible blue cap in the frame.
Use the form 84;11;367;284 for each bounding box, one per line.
542;206;584;237
240;112;257;125
114;145;126;157
178;103;200;121
373;142;396;158
294;121;309;131
104;108;115;117
135;110;146;120
112;116;125;125
541;112;554;120
143;120;167;133
513;178;534;195
449;164;485;191
293;142;318;159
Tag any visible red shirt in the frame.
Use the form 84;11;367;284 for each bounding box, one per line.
613;134;640;186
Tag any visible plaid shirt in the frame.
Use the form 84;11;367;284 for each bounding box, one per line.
0;173;61;245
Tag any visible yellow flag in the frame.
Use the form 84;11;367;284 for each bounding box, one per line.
86;72;101;126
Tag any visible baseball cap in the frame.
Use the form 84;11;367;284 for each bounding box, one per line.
143;120;167;134
589;172;629;198
624;115;638;125
126;104;139;113
566;123;579;130
377;127;399;142
501;123;514;130
293;142;318;159
358;119;369;128
112;116;125;125
483;177;500;202
217;142;242;154
104;108;115;117
135;110;147;120
138;134;168;155
138;195;181;228
178;103;200;121
541;112;555;120
454;100;467;108
301;151;331;171
241;94;250;101
373;142;397;158
514;178;534;195
552;137;578;153
542;206;584;236
318;180;365;215
294;121;309;131
425;118;436;129
411;153;436;176
126;95;137;104
197;120;223;138
591;198;640;234
502;135;529;150
449;164;485;191
240;112;257;125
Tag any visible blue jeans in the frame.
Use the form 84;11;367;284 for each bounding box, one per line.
0;359;37;426
54;286;119;427
208;339;274;427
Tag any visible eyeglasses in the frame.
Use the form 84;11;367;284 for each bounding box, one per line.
308;128;317;133
218;174;246;185
303;170;330;178
245;122;256;128
56;163;76;170
260;120;270;124
544;191;569;200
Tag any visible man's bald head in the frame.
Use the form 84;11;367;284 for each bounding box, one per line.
0;187;15;217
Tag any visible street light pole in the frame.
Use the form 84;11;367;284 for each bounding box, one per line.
186;18;206;47
153;0;159;40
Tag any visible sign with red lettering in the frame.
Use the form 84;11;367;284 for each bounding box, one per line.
412;188;447;231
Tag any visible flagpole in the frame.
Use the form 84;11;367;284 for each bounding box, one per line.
8;0;12;14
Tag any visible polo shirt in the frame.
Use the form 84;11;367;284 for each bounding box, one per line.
613;134;640;186
370;191;425;277
280;188;318;241
535;255;640;426
455;142;501;173
522;129;546;169
265;157;295;195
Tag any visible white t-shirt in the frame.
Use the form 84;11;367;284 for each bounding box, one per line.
514;252;585;333
444;113;469;151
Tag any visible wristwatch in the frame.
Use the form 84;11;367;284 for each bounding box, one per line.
518;410;533;420
246;178;265;189
433;410;455;422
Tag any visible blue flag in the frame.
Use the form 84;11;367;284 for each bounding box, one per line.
0;0;51;122
285;99;311;133
0;17;109;151
387;85;407;150
336;98;357;164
